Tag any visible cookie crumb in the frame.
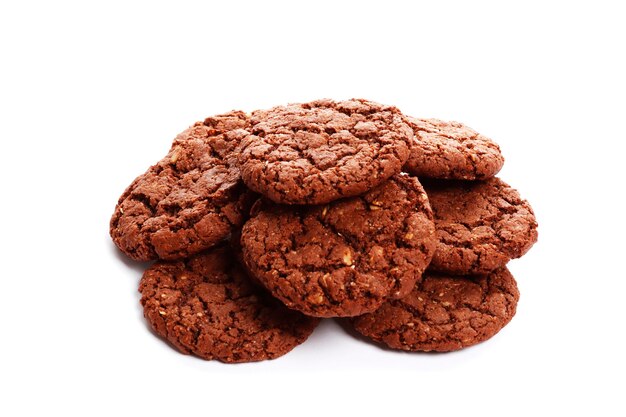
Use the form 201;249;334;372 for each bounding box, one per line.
170;148;180;164
342;251;353;266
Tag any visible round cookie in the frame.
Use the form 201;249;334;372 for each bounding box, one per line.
240;174;436;318
403;117;504;180
352;267;519;352
423;177;538;275
139;244;320;363
110;111;254;261
238;98;414;205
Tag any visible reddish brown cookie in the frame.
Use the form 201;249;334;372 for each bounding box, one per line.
352;267;519;352
403;117;504;180
240;174;436;318
423;177;538;275
139;245;320;363
110;111;254;261
238;98;414;205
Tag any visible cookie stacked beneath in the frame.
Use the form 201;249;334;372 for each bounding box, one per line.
111;99;538;363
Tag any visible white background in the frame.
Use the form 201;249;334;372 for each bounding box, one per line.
1;1;624;416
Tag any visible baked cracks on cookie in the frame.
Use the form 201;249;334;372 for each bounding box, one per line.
110;111;253;261
240;174;436;318
139;244;320;363
352;267;519;352
238;98;414;205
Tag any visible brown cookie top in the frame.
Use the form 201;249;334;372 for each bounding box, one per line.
403;118;504;180
110;111;254;261
423;177;538;275
139;245;320;363
238;98;414;205
352;267;519;352
240;174;436;318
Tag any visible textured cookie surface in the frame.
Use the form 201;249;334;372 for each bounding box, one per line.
241;174;436;317
352;267;519;352
423;178;538;275
238;98;413;204
139;245;319;363
403;118;504;180
110;112;253;261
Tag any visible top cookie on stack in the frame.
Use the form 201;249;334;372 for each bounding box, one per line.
238;99;414;205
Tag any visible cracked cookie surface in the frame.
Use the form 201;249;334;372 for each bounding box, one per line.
110;111;254;261
238;98;413;205
403;118;504;180
139;245;320;363
352;267;519;352
240;174;436;318
423;177;538;275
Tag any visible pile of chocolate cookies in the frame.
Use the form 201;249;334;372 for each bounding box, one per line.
110;99;538;363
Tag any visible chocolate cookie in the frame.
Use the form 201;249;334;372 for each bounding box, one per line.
423;177;538;275
238;99;414;205
110;111;254;261
139;245;320;363
351;267;519;352
403;118;504;180
240;174;436;317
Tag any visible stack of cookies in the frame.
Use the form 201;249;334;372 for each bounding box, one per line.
110;99;538;363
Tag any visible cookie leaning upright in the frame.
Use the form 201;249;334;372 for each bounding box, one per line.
238;99;414;205
110;112;254;261
403;117;504;180
240;174;436;318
